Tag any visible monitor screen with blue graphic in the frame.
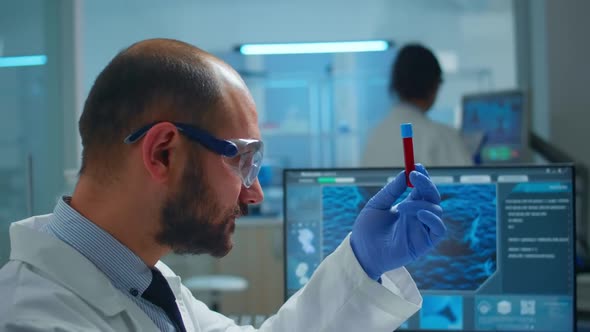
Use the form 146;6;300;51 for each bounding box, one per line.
283;165;575;332
461;90;527;163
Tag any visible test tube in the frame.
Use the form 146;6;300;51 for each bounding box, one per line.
401;123;416;187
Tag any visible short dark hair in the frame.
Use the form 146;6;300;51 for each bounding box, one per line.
78;39;222;179
390;44;442;101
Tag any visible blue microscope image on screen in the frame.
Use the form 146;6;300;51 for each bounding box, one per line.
321;185;368;257
322;183;497;290
463;96;523;145
462;93;525;162
286;255;314;291
286;224;321;291
420;295;464;330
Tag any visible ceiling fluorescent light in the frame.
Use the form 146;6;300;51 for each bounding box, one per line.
239;40;390;55
0;55;47;68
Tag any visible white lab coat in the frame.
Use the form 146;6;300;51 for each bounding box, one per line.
0;215;422;331
362;103;472;167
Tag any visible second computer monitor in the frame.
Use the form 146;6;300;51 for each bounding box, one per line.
461;90;527;163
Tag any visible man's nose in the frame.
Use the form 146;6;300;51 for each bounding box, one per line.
239;179;264;205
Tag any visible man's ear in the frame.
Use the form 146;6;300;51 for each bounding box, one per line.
140;122;181;183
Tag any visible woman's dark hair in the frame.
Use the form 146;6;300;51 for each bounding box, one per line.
390;44;442;100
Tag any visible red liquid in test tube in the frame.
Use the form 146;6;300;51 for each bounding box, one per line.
401;123;415;187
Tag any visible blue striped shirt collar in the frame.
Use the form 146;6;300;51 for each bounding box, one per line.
46;196;152;296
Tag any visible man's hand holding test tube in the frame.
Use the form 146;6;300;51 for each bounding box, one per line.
350;123;447;281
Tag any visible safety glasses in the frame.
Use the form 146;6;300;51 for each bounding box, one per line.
124;122;264;188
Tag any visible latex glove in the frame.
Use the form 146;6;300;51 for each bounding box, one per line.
350;164;446;280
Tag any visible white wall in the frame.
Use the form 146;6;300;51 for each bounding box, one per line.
515;0;590;158
545;0;590;247
544;0;590;158
82;0;516;95
515;0;590;247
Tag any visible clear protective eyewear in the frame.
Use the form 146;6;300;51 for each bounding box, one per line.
124;122;264;188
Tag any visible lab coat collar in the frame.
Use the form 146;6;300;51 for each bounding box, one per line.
48;197;153;297
155;261;182;298
8;216;185;316
396;101;428;118
9;216;129;317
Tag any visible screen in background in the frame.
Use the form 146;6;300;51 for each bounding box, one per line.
461;90;527;163
284;165;575;332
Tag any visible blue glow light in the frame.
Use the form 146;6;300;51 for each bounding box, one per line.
0;55;47;68
239;40;390;55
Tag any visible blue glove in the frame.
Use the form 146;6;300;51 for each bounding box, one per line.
350;164;446;280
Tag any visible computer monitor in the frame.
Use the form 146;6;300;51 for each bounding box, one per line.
283;165;575;331
461;90;528;163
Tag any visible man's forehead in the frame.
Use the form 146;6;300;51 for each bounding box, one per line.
211;88;260;139
199;57;261;139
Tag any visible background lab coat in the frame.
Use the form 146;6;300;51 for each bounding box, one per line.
362;103;472;167
0;215;422;331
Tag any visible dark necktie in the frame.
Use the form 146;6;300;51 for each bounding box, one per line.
142;268;187;332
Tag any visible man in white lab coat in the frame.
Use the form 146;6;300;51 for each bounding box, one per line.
0;39;446;331
363;44;472;167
